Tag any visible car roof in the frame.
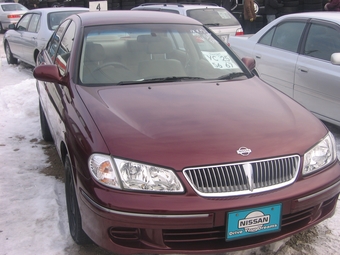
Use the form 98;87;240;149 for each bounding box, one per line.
25;7;88;14
277;11;340;24
135;3;223;10
77;10;202;27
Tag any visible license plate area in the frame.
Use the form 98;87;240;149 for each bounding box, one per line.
220;35;229;43
226;203;282;241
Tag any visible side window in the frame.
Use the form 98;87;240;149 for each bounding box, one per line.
271;22;306;52
55;21;76;76
46;20;70;61
27;14;40;33
16;14;32;31
303;23;340;61
258;26;275;46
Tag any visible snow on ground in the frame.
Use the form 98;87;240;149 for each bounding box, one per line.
0;36;339;255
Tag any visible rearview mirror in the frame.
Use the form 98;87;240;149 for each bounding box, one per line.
8;23;15;30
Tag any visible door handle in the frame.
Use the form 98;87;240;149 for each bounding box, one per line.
255;55;261;59
297;66;308;73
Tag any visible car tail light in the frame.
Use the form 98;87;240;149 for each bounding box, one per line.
235;28;244;36
7;14;21;19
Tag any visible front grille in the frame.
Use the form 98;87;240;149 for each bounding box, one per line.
162;196;338;249
183;155;300;197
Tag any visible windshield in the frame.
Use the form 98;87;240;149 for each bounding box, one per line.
79;23;248;85
187;8;240;26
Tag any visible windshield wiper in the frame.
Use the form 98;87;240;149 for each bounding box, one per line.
217;72;247;80
116;76;205;85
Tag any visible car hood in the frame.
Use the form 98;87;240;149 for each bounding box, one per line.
76;78;326;170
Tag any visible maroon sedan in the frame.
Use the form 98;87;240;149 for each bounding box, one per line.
33;10;340;254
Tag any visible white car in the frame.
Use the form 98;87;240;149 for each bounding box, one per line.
132;3;243;42
0;2;27;33
3;7;88;66
228;12;340;127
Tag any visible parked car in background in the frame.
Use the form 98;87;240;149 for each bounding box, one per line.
18;0;64;9
132;2;243;42
228;12;340;127
33;10;340;255
3;7;88;66
0;2;27;33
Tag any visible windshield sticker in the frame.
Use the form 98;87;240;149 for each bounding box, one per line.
217;11;231;19
191;28;216;43
202;51;238;69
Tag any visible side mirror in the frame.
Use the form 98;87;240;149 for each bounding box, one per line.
8;23;15;30
241;57;256;71
331;53;340;65
33;64;68;86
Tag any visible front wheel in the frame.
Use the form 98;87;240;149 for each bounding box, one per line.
5;42;18;65
65;156;92;245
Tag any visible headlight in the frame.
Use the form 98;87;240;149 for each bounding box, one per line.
89;154;184;193
89;154;121;189
302;132;337;175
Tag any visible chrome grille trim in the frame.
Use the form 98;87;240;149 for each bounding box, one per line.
183;155;300;197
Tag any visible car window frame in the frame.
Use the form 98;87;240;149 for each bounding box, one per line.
160;9;180;14
55;20;76;76
27;13;40;33
300;19;340;62
46;19;71;65
258;19;308;53
15;13;32;31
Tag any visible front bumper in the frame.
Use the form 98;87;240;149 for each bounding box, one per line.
78;164;340;254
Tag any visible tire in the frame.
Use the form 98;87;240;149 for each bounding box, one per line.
39;101;53;142
48;1;60;7
65;156;92;245
0;22;4;34
5;42;18;65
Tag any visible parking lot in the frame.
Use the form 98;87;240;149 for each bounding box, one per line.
1;30;340;255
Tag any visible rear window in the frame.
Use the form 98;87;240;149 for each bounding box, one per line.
1;3;27;11
187;8;240;26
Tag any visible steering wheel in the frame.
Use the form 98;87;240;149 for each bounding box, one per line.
93;62;130;73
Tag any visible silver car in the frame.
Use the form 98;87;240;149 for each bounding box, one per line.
3;7;88;66
0;2;27;33
228;12;340;127
132;3;243;43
